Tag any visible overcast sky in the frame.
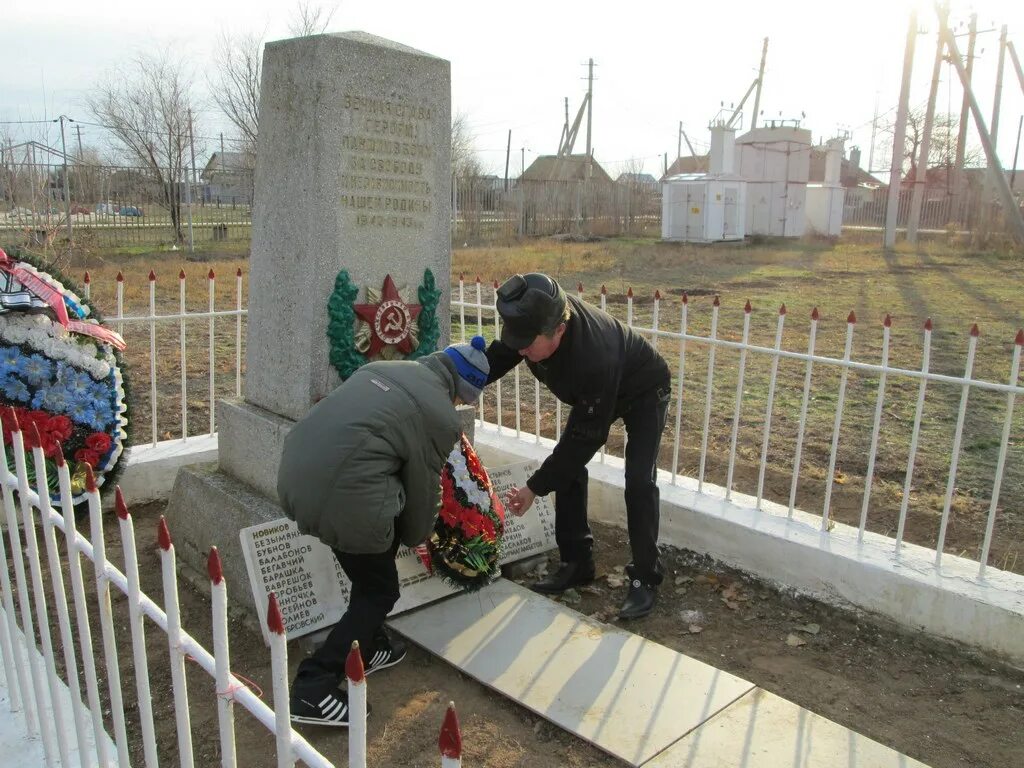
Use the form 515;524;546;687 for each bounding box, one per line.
3;0;1024;178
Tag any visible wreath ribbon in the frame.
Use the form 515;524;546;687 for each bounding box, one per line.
0;247;126;350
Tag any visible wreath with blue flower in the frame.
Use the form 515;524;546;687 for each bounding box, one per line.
0;247;129;503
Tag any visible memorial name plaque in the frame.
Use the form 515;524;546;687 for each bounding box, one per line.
493;460;558;565
241;519;458;643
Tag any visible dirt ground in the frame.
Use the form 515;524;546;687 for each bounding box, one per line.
29;500;1021;768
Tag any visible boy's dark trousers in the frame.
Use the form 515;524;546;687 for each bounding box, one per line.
291;537;401;698
554;382;671;585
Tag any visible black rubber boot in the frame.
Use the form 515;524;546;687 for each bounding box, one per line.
618;578;657;619
531;559;596;595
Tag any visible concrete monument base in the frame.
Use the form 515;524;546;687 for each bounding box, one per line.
164;404;478;616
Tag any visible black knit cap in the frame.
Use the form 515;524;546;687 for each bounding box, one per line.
495;273;567;349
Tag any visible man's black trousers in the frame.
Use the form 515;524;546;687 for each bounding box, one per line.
291;538;400;698
555;382;671;585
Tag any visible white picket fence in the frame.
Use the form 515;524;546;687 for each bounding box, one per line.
453;276;1023;578
82;267;247;445
0;413;464;767
77;267;1023;576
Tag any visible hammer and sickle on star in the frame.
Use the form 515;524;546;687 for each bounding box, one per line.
383;309;405;333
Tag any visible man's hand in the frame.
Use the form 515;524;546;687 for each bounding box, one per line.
505;485;536;517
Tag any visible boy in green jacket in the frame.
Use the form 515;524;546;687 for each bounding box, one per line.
279;336;489;727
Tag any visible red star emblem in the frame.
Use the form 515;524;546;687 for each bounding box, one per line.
354;274;422;357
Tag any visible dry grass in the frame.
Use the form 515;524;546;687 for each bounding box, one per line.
54;233;1023;574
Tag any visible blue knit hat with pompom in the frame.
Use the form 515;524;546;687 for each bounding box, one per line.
442;335;489;403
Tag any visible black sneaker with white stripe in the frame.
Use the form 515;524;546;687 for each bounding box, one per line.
290;688;371;727
365;630;407;675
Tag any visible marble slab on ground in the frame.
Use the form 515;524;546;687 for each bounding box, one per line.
389;579;756;766
644;687;930;768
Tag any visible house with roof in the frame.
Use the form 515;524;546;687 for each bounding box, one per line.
521;155;612;184
201;151;254;206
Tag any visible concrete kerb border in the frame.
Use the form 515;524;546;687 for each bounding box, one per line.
471;422;1024;667
117;425;1024;665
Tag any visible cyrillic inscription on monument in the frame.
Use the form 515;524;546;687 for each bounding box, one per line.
340;93;436;230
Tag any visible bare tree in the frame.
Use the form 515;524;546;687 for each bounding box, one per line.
87;51;199;242
451;112;481;179
888;107;984;180
210;31;261;158
288;2;338;37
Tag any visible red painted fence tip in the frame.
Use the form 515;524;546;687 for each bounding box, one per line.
114;487;129;520
627;287;634;298
439;702;462;759
811;307;820;321
158;517;172;551
84;465;97;493
884;314;892;328
30;422;43;451
6;406;19;432
148;270;156;282
847;310;857;324
1015;329;1024;346
267;593;285;635
681;292;688;304
207;547;224;584
116;271;124;283
236;267;242;277
493;279;499;289
713;295;720;307
779;303;786;315
744;300;752;313
577;282;584;293
475;275;481;284
970;323;980;337
178;269;186;280
601;284;607;295
346;641;365;683
459;273;464;282
83;271;91;284
54;441;65;468
924;318;933;331
207;268;216;280
655;289;662;301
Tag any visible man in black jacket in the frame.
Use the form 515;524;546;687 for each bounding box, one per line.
486;273;672;619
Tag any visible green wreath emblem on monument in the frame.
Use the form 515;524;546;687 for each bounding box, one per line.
327;268;441;381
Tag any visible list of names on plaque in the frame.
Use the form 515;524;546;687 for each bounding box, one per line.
491;461;557;564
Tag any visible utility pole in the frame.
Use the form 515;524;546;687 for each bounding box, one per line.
584;58;594;180
504;130;511;191
677;122;682;163
220;133;226;168
1010;115;1022;191
750;37;769;131
950;12;977;223
186;108;195;253
1011;115;1019;191
57;115;72;241
992;25;1008;148
75;124;83;159
884;10;917;249
909;9;947;245
521;147;525;179
940;11;1024;244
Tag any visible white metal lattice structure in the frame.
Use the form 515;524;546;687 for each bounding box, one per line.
83;267;247;446
0;414;464;767
453;277;1023;579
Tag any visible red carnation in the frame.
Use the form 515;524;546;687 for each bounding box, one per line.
74;449;101;468
85;432;112;453
46;416;73;442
